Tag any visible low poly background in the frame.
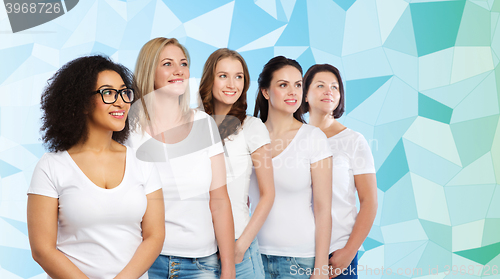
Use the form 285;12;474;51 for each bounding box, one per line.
0;0;499;278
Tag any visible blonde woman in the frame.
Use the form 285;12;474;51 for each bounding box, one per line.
127;38;235;279
199;48;274;278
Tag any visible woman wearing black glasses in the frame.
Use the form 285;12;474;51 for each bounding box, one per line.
27;55;165;279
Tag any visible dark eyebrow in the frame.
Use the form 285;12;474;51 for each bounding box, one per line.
98;84;126;89
276;80;289;83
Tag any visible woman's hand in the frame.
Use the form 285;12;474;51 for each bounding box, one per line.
328;248;357;278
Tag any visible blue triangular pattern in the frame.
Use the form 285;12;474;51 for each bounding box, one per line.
307;0;345;56
0;44;33;85
416;241;452;275
160;0;232;22
228;0;285;50
363;237;384;251
119;0;156;50
0;246;44;277
381;173;418;225
445;184;496;226
345;75;392;114
373;116;416;170
403;138;462;185
91;42;117;56
332;0;356;11
376;139;409;192
22;144;46;158
240;47;275;81
296;47;316;72
385;240;427;267
0;217;28;236
96;0;127;50
410;0;466;56
276;0;288;22
384;7;418;56
420;219;452;251
451;115;499;167
0;160;21;178
183;37;218;78
418;93;453;124
275;0;309;46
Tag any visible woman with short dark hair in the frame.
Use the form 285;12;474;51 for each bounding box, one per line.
302;64;378;279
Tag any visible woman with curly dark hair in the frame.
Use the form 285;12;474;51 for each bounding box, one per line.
27;55;165;279
199;48;274;279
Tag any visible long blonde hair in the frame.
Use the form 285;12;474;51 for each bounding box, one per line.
131;37;191;134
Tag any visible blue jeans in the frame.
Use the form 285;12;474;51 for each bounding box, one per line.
235;238;265;279
261;254;316;278
148;253;220;279
329;252;358;279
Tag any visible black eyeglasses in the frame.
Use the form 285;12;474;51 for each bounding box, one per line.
94;88;135;104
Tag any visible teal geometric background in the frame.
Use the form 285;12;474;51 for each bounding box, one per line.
1;0;499;278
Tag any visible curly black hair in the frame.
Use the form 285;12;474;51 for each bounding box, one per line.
40;55;136;152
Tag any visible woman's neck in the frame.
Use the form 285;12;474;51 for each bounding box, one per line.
309;110;335;130
70;124;115;153
152;92;184;133
265;106;298;135
309;110;345;137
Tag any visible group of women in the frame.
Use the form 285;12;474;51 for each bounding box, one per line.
27;37;378;279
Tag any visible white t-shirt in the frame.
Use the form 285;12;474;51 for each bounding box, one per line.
126;110;224;257
223;116;270;239
27;146;161;279
249;124;332;257
328;128;375;253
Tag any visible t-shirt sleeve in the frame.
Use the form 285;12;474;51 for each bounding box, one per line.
27;154;59;198
310;127;333;164
206;114;224;157
244;117;271;154
143;162;163;194
352;134;376;175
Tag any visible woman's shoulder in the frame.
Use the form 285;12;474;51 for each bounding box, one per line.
193;109;211;120
242;115;265;129
301;123;326;137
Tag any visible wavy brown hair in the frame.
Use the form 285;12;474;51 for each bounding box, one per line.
199;48;250;140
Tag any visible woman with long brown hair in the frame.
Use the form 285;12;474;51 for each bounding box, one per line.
199;48;274;278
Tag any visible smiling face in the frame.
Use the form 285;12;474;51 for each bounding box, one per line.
263;65;303;115
306;71;340;115
154;44;190;95
212;57;245;109
88;70;130;132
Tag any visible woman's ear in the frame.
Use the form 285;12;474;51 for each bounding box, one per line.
262;88;270;100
